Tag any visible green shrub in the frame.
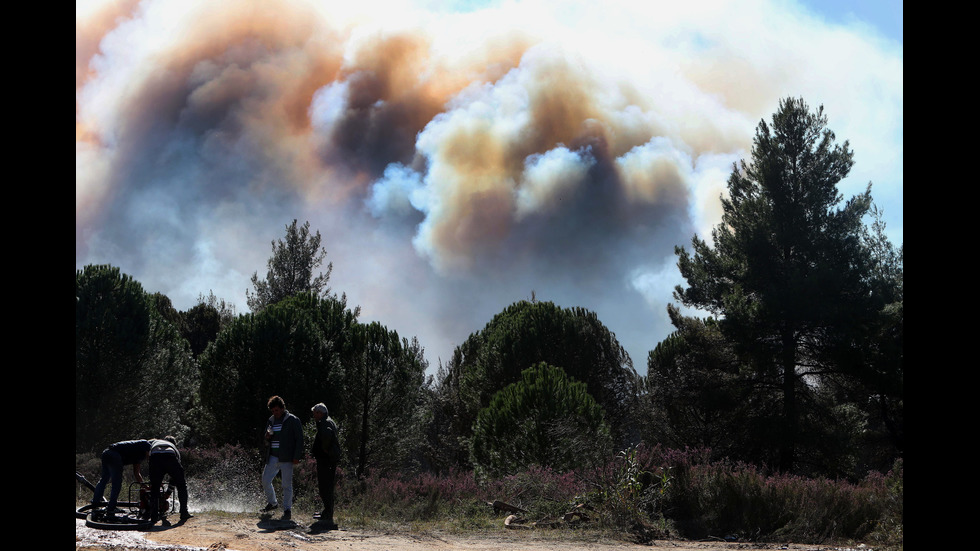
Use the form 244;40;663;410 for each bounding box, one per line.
661;449;901;543
75;442;902;546
470;363;612;479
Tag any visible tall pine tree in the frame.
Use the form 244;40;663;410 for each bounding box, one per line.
673;97;880;473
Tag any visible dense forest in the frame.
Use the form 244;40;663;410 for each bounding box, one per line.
76;98;903;484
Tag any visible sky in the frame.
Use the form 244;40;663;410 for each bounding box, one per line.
76;0;903;374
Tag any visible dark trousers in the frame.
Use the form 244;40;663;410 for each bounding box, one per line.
148;452;188;517
93;448;124;509
315;459;337;522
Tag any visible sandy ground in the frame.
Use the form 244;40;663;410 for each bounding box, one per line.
75;512;860;551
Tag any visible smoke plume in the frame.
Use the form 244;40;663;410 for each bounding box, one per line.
76;0;903;369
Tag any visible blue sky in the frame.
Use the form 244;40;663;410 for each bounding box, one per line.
799;0;902;43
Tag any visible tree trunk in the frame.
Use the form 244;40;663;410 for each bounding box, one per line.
779;328;797;473
356;367;370;479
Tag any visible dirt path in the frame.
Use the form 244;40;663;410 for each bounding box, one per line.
76;512;853;551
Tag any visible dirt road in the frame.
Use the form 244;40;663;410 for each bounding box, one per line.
75;512;857;551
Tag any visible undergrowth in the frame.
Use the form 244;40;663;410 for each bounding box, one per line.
75;444;902;548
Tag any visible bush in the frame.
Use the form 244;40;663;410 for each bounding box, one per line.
74;442;902;547
867;459;903;549
658;447;901;544
338;468;492;528
470;363;612;479
586;445;673;532
75;452;103;503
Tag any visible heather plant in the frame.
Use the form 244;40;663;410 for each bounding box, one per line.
495;465;586;520
661;454;900;543
76;442;901;547
866;459;903;549
328;464;594;531
337;468;497;529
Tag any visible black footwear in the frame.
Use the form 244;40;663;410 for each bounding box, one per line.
96;506;123;522
261;503;277;513
314;511;337;528
281;509;291;521
180;511;194;521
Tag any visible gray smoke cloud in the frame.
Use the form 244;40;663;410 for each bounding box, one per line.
76;0;903;370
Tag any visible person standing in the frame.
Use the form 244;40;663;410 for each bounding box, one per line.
261;395;303;521
147;436;192;522
311;402;341;528
91;439;151;520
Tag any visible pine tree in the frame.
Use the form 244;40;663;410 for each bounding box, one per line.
673;97;878;473
247;220;333;313
470;363;611;477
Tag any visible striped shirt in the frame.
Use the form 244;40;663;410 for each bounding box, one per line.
270;420;283;456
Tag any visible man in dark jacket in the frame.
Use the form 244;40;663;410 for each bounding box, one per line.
91;439;151;520
311;402;340;528
261;395;304;521
147;436;192;522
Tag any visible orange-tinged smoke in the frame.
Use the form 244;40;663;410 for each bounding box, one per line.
75;0;902;367
76;0;720;273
